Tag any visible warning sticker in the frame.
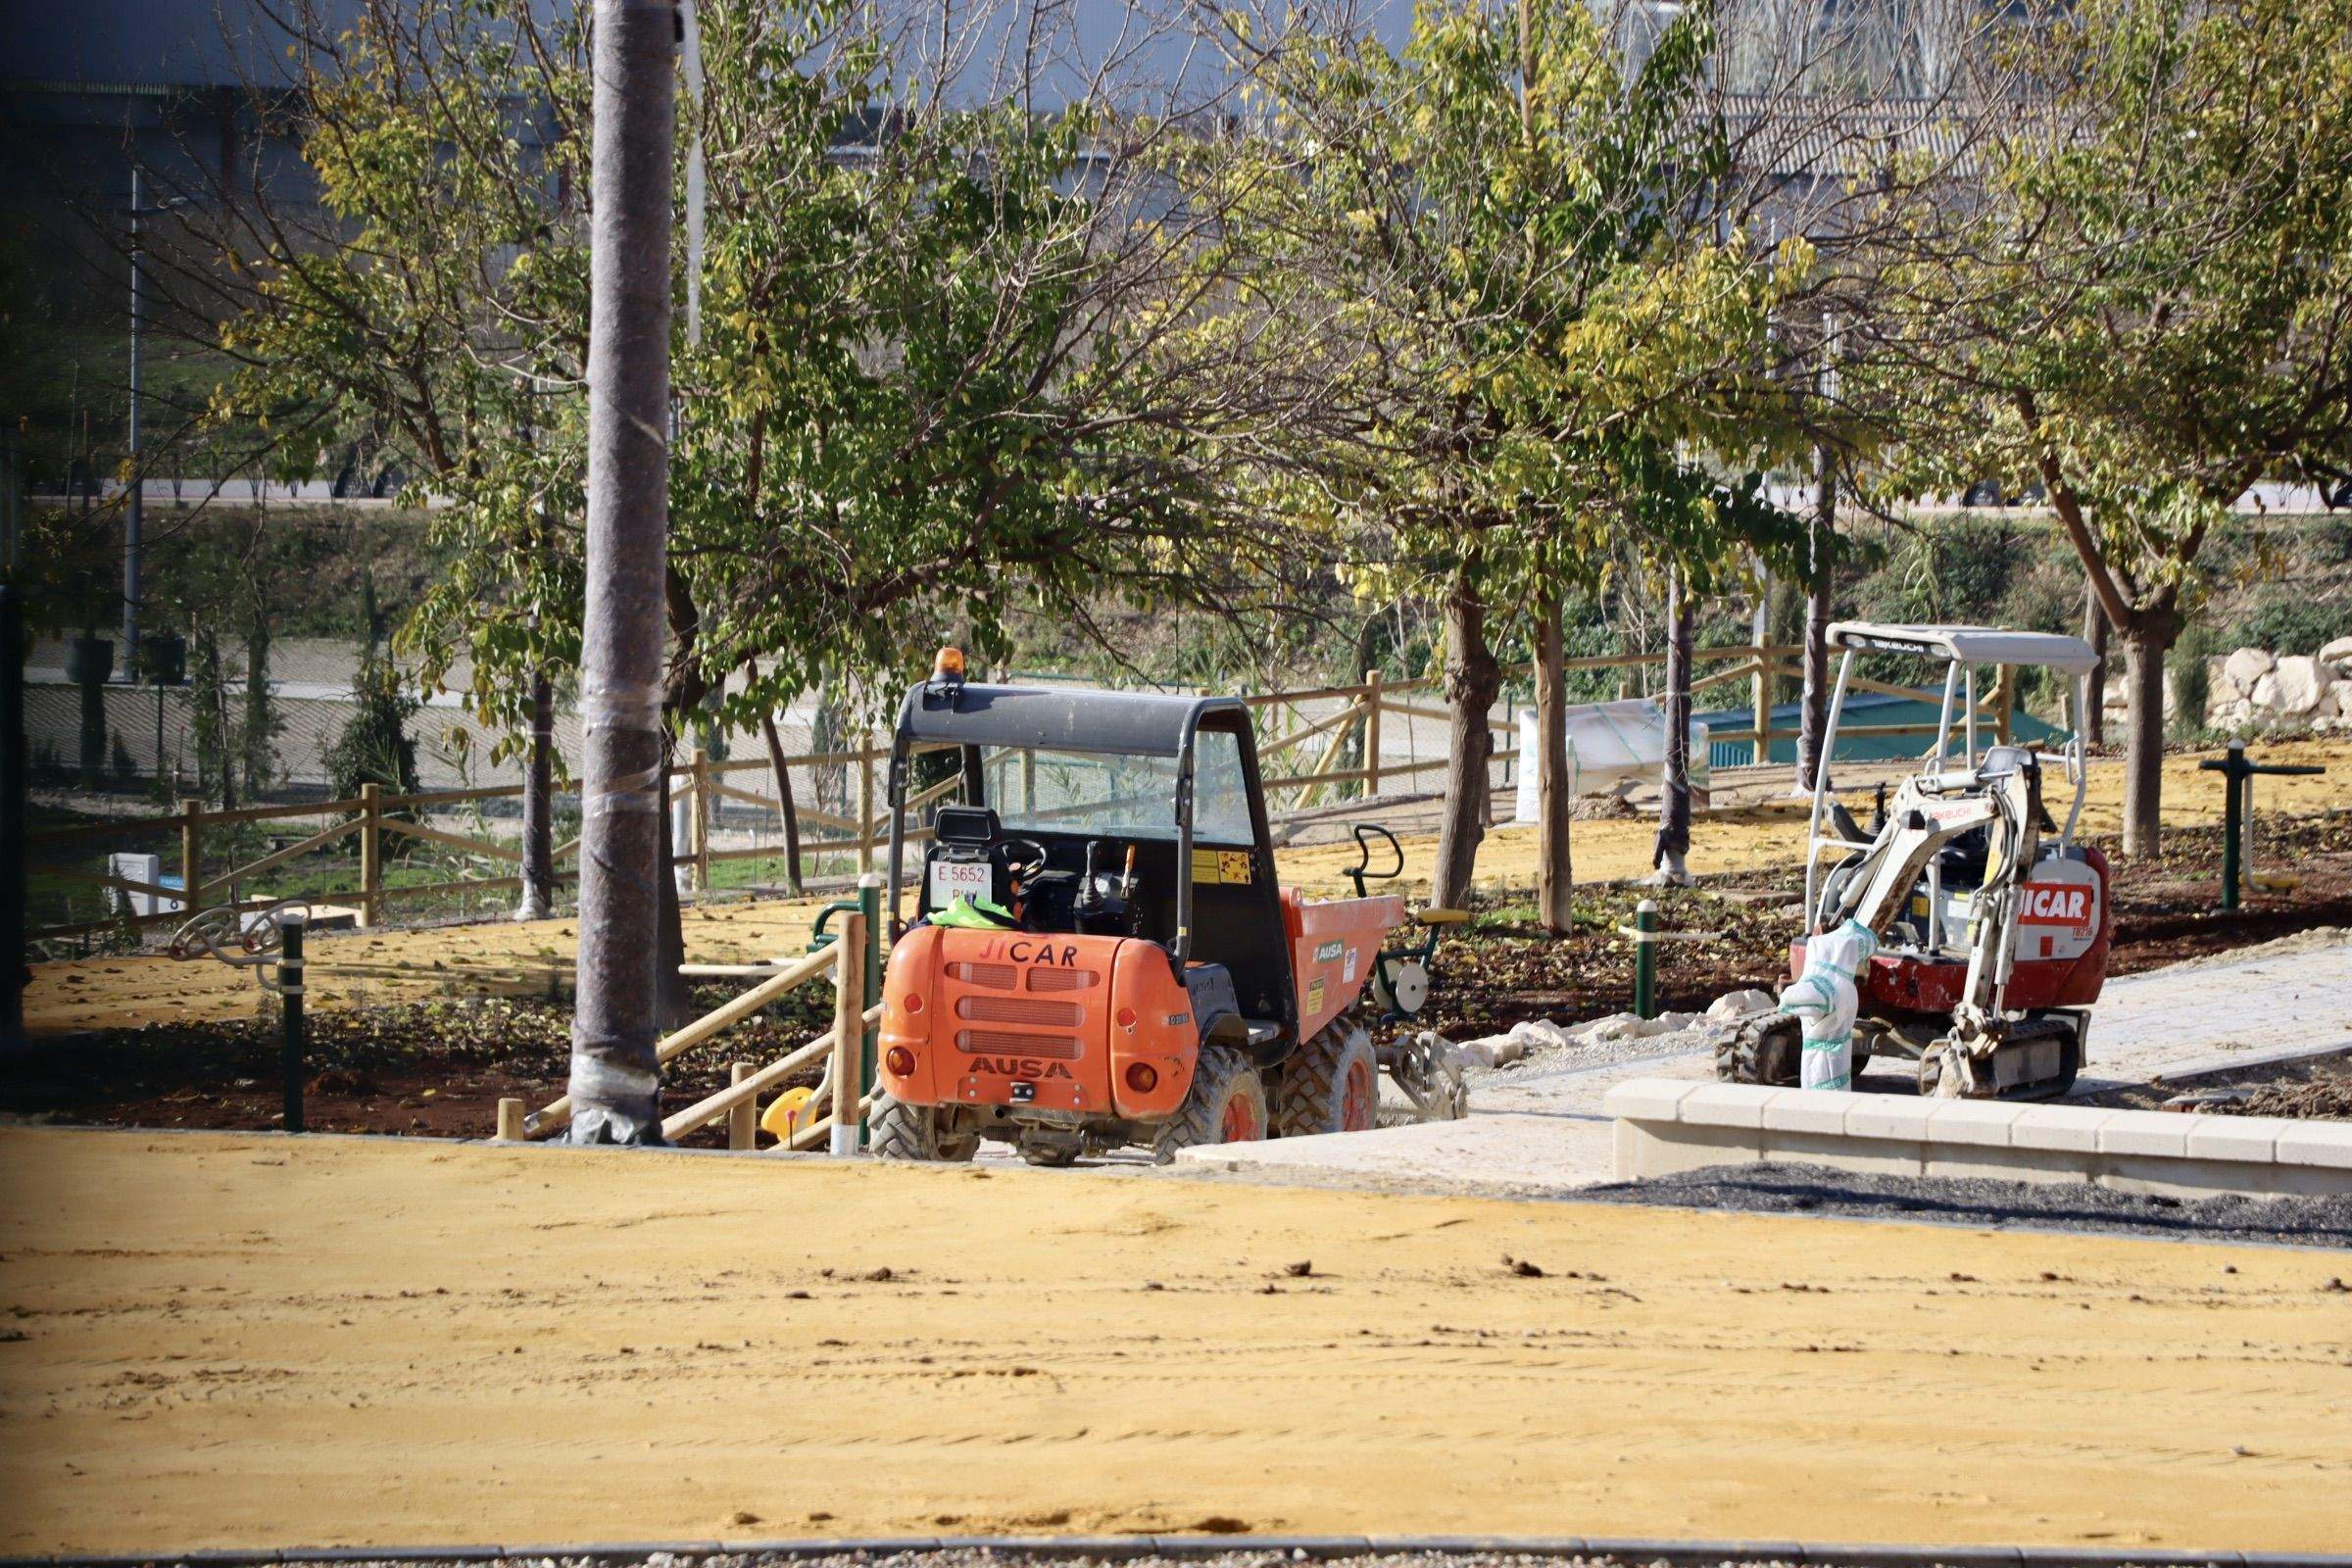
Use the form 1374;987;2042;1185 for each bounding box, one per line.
1343;947;1359;983
1305;977;1325;1016
1190;849;1254;885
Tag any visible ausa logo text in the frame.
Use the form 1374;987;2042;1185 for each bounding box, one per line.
971;1056;1075;1079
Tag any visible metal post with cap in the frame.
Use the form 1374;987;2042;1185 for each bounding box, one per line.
2199;741;2325;910
1633;898;1658;1019
278;909;307;1133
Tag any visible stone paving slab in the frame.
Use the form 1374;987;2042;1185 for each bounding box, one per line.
1174;934;2352;1194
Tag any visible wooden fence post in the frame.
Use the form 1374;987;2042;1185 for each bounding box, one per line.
179;798;203;909
691;746;712;893
1994;663;2016;747
1362;669;1383;800
359;782;382;929
829;908;866;1154
496;1098;525;1142
727;1061;757;1151
858;737;876;873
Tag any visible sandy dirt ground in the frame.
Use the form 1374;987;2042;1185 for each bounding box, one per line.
27;739;2352;1037
3;1128;2350;1556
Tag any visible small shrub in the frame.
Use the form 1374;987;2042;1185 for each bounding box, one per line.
2230;593;2351;657
2170;622;2227;738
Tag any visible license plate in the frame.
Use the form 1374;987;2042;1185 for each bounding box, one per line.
928;858;993;908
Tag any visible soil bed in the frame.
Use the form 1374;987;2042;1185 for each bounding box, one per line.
2081;1047;2352;1120
1582;1161;2352;1250
218;1552;2270;1568
14;810;2352;1141
1421;808;2352;1040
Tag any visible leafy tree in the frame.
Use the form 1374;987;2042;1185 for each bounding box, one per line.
1203;0;1813;906
1881;0;2352;853
325;652;422;804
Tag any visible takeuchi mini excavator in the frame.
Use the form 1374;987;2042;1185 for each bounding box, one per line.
1712;622;2112;1099
867;650;1463;1166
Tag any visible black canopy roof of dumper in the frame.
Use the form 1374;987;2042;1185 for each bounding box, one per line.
896;681;1250;758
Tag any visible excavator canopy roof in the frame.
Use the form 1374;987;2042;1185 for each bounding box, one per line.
1828;621;2100;675
896;680;1250;758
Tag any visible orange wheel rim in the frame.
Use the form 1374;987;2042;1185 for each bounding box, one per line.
1342;1058;1375;1131
1221;1093;1260;1143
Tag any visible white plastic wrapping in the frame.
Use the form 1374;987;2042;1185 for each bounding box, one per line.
1777;917;1881;1091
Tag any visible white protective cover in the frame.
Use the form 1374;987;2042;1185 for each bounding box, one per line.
1779;917;1882;1091
1513;700;1711;823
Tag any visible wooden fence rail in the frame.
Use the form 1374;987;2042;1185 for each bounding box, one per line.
31;637;2008;946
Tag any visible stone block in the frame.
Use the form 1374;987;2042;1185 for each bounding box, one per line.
2253;655;2328;716
2009;1102;2107;1153
2181;1114;2280;1165
1676;1082;1777;1130
1846;1095;1937;1141
1759;1087;1858;1136
2098;1107;2192;1158
1924;1098;2019;1148
2276;1120;2352;1171
1616;1119;1762;1179
1601;1077;1700;1122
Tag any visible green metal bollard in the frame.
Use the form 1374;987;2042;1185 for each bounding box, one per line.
1632;898;1658;1020
857;871;884;1148
278;910;307;1134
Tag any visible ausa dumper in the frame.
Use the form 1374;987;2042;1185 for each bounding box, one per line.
869;651;1460;1166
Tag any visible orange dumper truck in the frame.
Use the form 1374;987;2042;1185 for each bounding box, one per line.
869;652;1459;1166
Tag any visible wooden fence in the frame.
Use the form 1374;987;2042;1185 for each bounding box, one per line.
494;906;876;1152
27;637;2013;946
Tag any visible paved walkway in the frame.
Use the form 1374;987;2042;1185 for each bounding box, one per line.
1175;933;2352;1195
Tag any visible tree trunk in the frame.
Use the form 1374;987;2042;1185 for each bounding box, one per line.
657;757;691;1029
1344;612;1380;795
2118;612;2177;858
566;0;675;1146
514;665;556;920
241;614;270;797
752;663;806;895
1534;587;1572;933
1431;563;1501;909
2081;576;2108;747
1652;566;1694;886
1795;444;1836;796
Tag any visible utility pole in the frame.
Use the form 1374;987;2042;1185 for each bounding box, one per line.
566;0;677;1145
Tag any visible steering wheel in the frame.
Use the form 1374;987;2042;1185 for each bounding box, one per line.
992;838;1050;883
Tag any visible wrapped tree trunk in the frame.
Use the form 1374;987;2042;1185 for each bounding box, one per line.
1652;566;1694;886
566;0;675;1146
1534;587;1572;933
1431;562;1501;909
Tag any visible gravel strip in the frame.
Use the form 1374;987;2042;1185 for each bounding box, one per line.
1580;1162;2352;1250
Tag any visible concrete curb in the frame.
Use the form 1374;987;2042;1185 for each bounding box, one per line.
1604;1079;2352;1198
13;1538;2352;1568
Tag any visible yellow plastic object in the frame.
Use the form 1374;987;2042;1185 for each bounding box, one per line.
2249;872;2302;893
760;1086;821;1141
1417;906;1472;925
